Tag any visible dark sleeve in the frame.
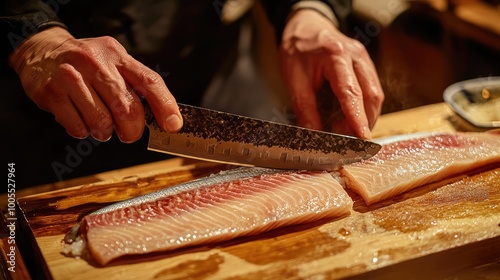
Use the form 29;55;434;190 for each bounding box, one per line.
0;0;66;65
260;0;352;43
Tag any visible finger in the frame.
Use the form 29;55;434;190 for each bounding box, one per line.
323;56;371;139
116;84;145;143
90;66;145;143
281;53;322;130
119;57;182;133
352;47;384;129
486;129;500;136
330;118;356;137
287;75;322;130
45;97;90;139
58;66;114;141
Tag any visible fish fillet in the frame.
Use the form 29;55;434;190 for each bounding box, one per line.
63;168;352;265
340;132;500;205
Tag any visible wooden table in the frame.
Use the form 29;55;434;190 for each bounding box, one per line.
2;103;500;279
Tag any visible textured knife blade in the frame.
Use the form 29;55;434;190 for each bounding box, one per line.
145;103;381;171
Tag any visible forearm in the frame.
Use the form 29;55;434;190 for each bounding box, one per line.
0;0;66;66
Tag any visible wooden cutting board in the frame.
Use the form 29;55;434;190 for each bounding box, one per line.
16;160;500;279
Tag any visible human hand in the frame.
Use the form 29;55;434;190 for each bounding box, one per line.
9;27;182;142
280;9;384;139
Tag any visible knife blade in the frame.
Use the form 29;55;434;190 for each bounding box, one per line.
144;103;381;171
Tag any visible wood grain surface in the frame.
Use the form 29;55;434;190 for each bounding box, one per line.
8;103;500;279
16;162;500;279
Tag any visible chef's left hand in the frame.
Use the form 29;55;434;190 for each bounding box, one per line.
280;9;384;139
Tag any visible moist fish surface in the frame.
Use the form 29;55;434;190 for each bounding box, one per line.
340;132;500;205
63;168;353;265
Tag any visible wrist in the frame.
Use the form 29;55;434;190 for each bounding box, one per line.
9;27;74;75
282;8;338;43
290;1;339;28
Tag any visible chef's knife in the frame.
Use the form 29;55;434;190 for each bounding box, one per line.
145;103;381;171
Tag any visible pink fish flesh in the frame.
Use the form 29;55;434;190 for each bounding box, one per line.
63;168;352;265
340;132;500;205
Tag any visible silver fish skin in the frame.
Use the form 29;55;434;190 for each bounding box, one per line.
64;167;284;243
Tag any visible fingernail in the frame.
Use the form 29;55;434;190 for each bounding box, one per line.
69;129;89;140
165;114;182;132
91;131;112;142
117;131;131;144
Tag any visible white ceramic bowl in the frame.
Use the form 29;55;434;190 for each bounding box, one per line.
443;77;500;129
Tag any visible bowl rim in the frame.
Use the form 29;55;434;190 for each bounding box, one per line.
443;76;500;128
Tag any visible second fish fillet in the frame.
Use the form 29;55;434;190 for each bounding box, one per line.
341;132;500;205
64;168;352;265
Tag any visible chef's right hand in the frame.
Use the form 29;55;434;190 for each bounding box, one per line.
9;26;183;143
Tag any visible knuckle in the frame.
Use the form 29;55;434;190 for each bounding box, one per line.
362;85;385;109
348;87;363;99
38;85;69;110
281;39;299;56
372;90;385;106
280;38;295;54
351;39;366;51
61;44;96;64
318;32;345;54
332;41;346;54
97;36;125;52
350;40;370;58
57;63;82;81
139;70;162;87
63;37;125;67
89;110;113;131
47;92;68;107
340;84;363;102
109;99;141;122
99;115;114;131
341;77;362;95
